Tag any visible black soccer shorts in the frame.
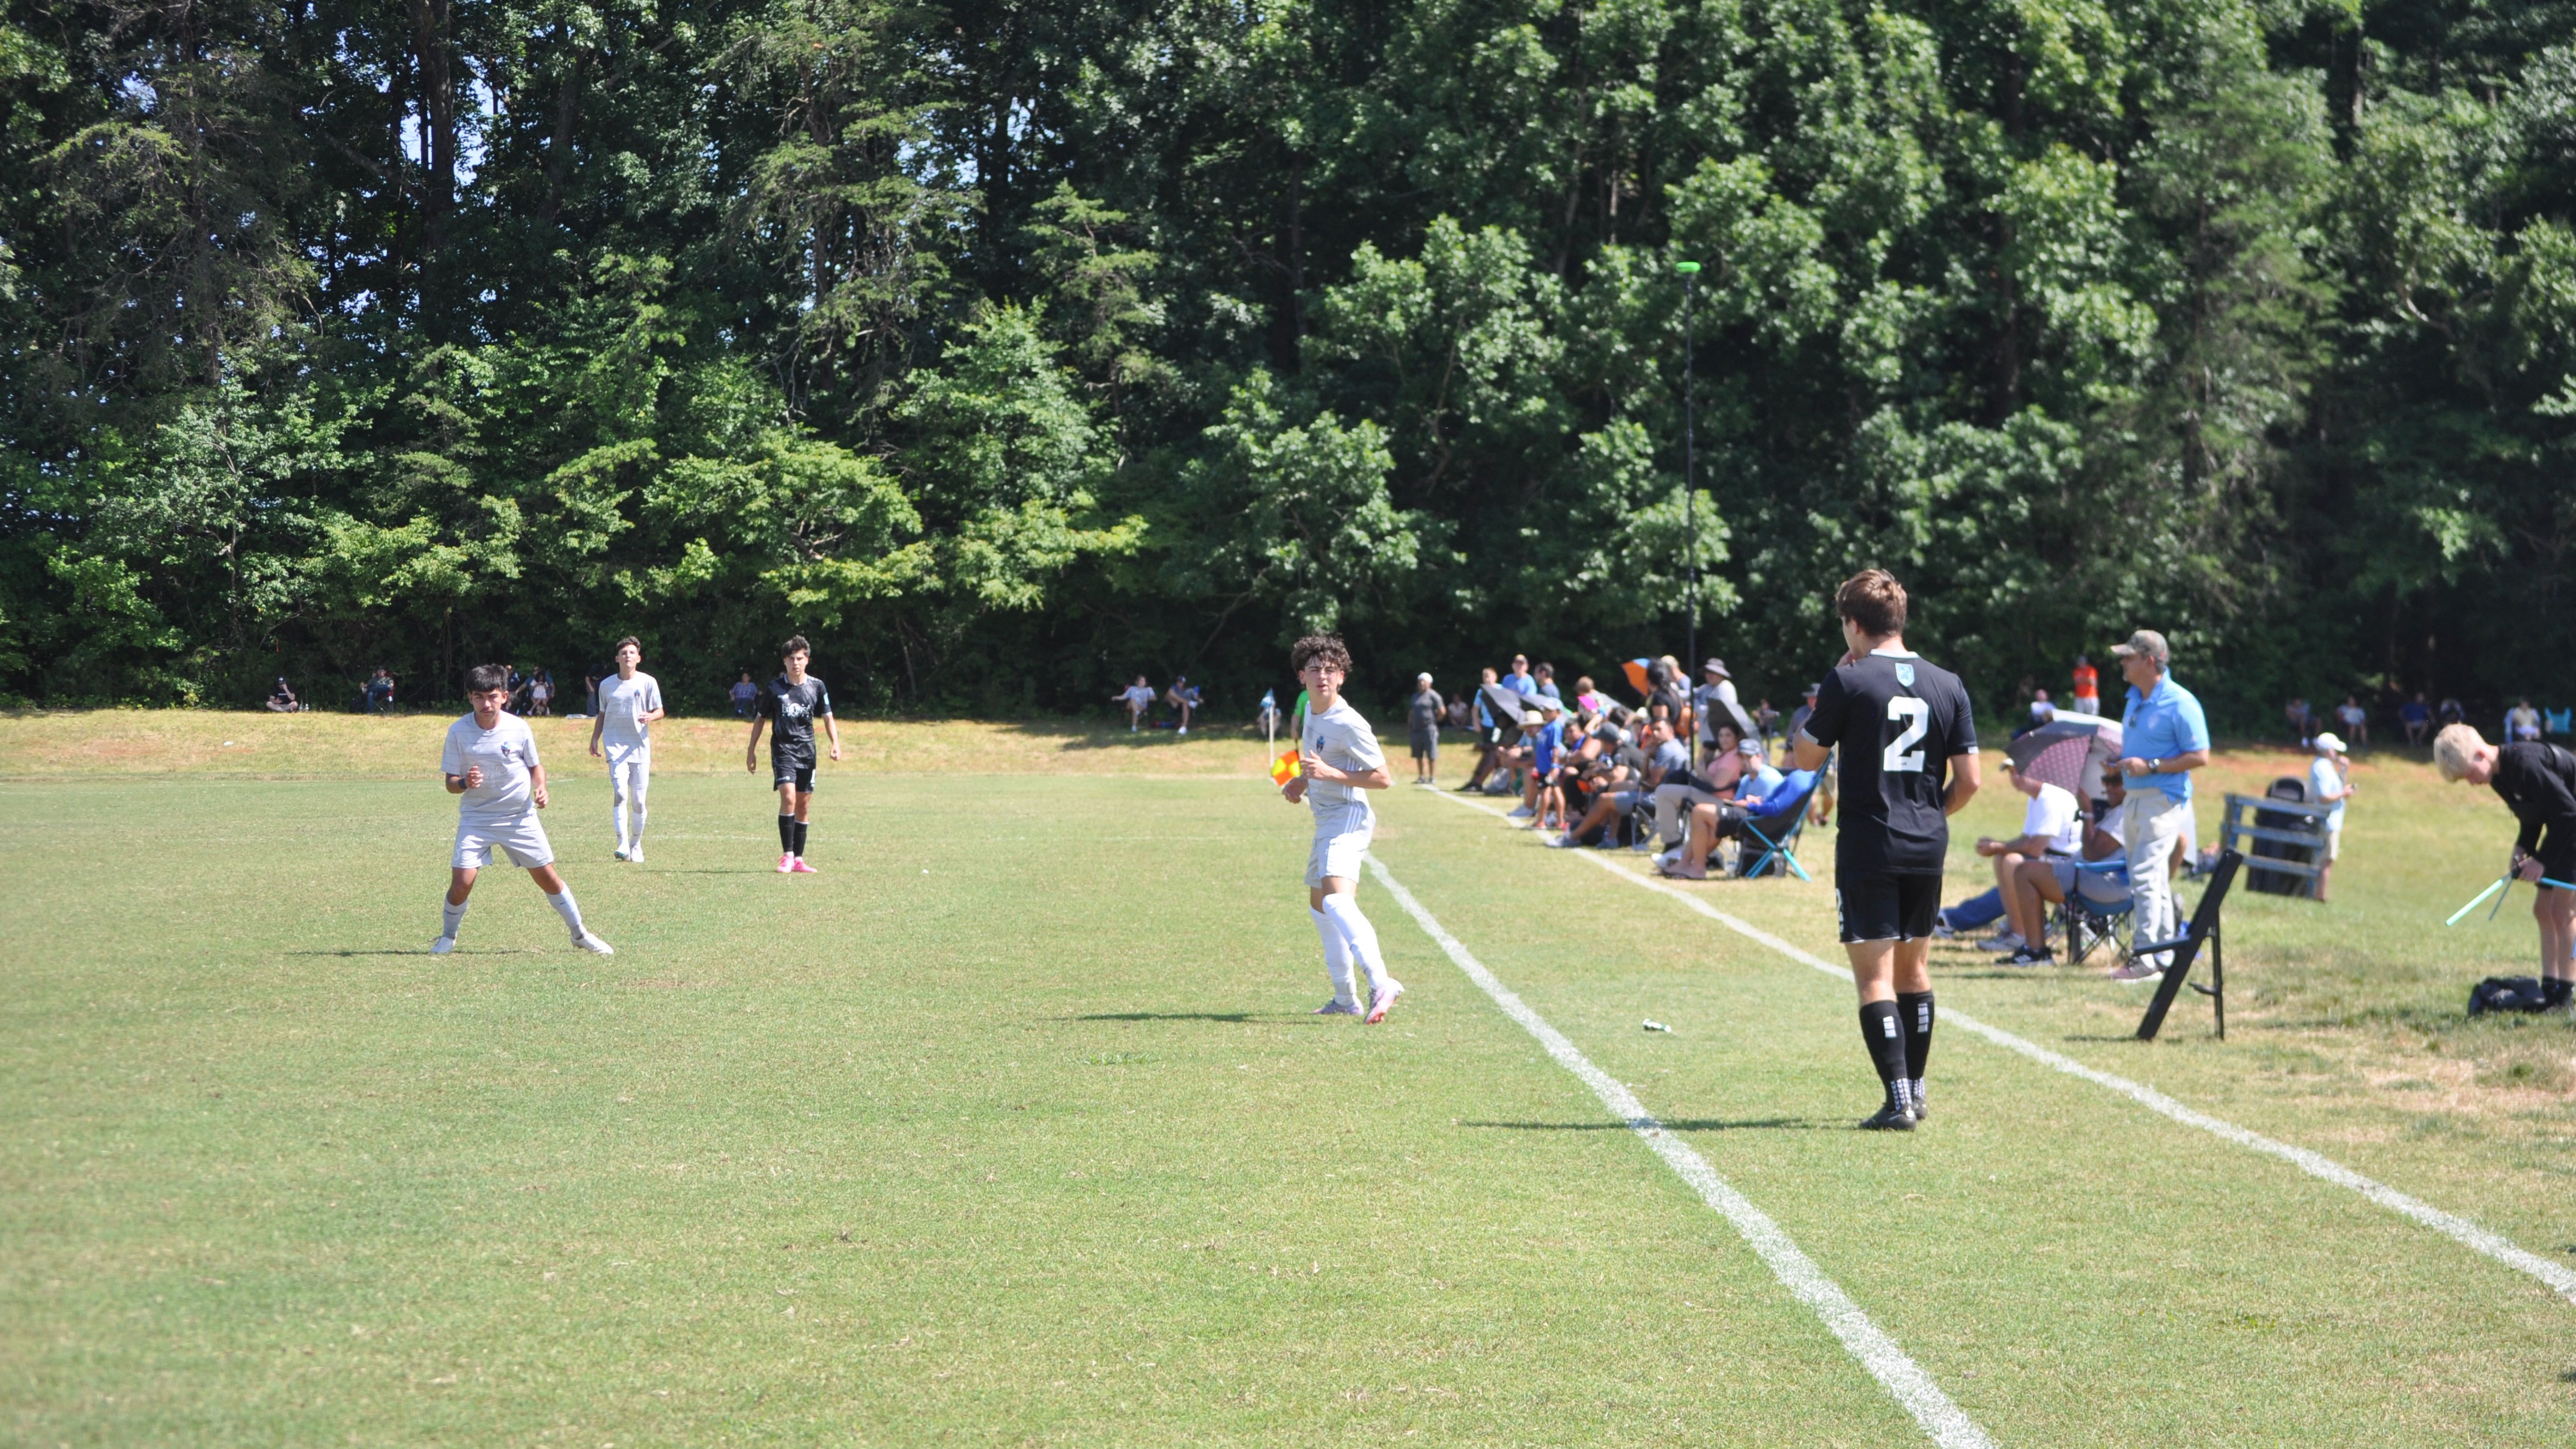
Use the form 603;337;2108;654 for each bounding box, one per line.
1836;872;1943;944
771;760;816;792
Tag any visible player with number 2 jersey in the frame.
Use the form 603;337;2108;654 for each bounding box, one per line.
1793;570;1981;1131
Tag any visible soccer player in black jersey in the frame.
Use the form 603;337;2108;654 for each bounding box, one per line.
1793;570;1981;1129
744;634;843;873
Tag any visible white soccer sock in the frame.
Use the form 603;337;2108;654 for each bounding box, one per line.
1309;907;1357;1005
611;795;628;851
440;898;468;941
1319;893;1394;998
545;887;587;940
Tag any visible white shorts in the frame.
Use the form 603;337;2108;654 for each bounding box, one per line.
2324;822;2341;861
1306;801;1375;888
454;813;554;869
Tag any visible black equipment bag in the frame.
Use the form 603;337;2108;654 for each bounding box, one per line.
2468;976;2550;1016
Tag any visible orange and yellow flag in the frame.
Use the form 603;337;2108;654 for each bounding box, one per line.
1270;749;1303;786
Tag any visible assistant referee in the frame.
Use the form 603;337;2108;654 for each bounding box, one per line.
1793;570;1981;1129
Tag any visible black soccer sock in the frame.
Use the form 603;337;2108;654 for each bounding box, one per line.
792;819;809;857
1897;990;1936;1081
1859;1001;1909;1105
2545;976;2572;1009
778;813;795;852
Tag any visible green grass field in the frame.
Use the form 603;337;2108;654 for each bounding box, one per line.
4;713;2574;1444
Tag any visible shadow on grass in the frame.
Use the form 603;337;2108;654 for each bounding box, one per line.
989;719;1269;754
1462;1117;1829;1132
285;947;544;957
1075;1010;1258;1024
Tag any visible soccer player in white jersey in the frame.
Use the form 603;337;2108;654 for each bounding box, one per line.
588;636;664;862
1280;634;1403;1023
434;663;613;956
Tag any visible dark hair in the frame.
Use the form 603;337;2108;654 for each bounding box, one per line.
613;635;642;656
1534;661;1554;679
781;634;811;660
1835;568;1908;637
1290;633;1352;673
464;663;509;694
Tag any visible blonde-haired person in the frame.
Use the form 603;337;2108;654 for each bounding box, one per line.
2435;723;2576;1009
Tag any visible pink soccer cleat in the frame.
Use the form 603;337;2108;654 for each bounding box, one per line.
789;857;818;873
776;853;795;873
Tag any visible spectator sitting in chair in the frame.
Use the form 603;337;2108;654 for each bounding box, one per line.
1660;756;1812;879
1650;721;1748;853
365;667;396;714
1114;675;1155;731
1164;676;1201;735
1990;765;2132;960
266;678;301;713
1973;762;2088;963
2508;696;2543;743
2308;731;2355;902
2334;694;2368;749
2400;692;2430;747
732;671;759;717
1551;717;1683;849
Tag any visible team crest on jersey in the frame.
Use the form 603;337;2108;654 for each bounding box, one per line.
1895;662;1915;688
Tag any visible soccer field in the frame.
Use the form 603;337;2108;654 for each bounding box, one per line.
5;721;2574;1444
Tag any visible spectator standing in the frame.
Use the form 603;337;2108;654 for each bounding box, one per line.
1753;698;1779;759
1533;662;1563;702
2307;732;2355;903
1516;697;1569;822
2113;630;2211;979
581;674;600;716
1407;673;1444;786
1114;675;1155;731
1505;654;1537;697
1786;682;1820;749
2070;654;2100;717
1693;659;1740;768
2400;693;2431;747
2334;694;2368;749
1463;667;1507;792
2508;697;2543;743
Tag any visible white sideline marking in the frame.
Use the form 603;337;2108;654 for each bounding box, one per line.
1364;854;1997;1449
1433;791;2576;1305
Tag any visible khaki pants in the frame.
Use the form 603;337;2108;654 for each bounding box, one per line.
2123;791;2192;967
1652;783;1725;848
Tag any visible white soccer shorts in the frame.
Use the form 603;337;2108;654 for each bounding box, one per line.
453;813;555;870
1305;800;1375;888
606;743;650;802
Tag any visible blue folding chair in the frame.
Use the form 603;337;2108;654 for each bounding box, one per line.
2056;857;2134;967
1733;779;1823;881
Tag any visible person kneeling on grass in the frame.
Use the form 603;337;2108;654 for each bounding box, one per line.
433;664;613;957
1281;633;1403;1024
2435;724;2576;1010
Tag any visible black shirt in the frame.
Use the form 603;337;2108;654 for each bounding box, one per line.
1799;649;1978;874
2491;743;2576;860
760;675;832;762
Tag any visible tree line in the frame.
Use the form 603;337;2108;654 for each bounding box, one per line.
2;0;2569;724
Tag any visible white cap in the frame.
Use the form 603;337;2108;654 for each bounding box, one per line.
2313;731;2346;754
1417;672;1433;683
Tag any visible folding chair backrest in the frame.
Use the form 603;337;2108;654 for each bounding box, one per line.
1739;778;1823;878
2549;708;2572;735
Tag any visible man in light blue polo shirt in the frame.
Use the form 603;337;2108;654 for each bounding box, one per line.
2112;629;2211;976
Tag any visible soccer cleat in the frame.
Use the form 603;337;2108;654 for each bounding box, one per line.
789;857;818;873
626;846;643;864
776;853;795;873
1975;929;2023;953
1365;982;1405;1024
430;936;457;956
1997;946;2056;967
613;846;631;861
574;932;615;955
1314;998;1362;1016
1910;1081;1929;1120
1859;1102;1918;1131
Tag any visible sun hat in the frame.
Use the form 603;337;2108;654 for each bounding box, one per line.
2313;731;2347;754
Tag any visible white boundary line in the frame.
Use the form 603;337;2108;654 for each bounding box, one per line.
1427;790;2576;1305
1365;853;1997;1449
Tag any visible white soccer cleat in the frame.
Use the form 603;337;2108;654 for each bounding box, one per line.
430;937;457;956
1313;998;1361;1016
625;846;643;864
1365;981;1405;1024
574;932;615;955
613;846;631;861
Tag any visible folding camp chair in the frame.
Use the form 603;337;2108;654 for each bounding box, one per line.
2548;708;2572;737
2055;857;2134;967
1732;779;1823;881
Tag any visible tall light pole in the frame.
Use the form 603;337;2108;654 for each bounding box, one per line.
1675;260;1700;675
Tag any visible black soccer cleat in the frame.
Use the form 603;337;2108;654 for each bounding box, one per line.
1909;1081;1928;1120
1859;1102;1918;1131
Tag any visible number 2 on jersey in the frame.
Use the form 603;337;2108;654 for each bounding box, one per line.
1883;696;1929;773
